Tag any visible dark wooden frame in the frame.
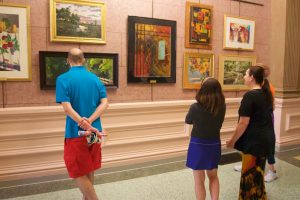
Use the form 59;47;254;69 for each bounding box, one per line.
127;16;176;83
39;51;118;90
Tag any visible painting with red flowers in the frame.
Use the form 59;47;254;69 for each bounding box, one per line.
128;16;176;83
0;4;31;81
185;2;213;49
223;15;255;50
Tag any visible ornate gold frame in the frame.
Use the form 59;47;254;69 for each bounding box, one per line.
50;0;106;44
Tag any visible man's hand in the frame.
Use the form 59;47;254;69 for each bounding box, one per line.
96;129;108;138
78;117;92;130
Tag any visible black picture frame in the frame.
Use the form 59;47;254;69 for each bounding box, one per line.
39;51;118;90
127;16;176;83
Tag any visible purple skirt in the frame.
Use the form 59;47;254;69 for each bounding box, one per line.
186;136;221;170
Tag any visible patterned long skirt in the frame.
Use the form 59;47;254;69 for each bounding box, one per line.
239;153;267;200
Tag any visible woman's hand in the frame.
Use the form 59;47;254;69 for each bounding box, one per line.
226;138;235;148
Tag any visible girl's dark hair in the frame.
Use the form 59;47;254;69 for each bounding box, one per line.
196;78;225;116
248;65;274;110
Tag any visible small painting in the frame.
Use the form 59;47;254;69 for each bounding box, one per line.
185;2;213;49
183;53;214;89
219;55;256;90
223;15;255;50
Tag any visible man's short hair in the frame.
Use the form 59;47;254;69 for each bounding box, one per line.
68;48;85;64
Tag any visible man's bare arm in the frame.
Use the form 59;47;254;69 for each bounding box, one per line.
61;102;92;130
87;98;109;123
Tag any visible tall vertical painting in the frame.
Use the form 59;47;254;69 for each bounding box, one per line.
185;2;213;49
0;4;31;81
127;16;176;83
50;0;106;44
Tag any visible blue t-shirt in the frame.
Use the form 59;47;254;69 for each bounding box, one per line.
56;66;107;138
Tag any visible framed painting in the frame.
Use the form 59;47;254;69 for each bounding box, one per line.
185;2;212;49
127;16;176;83
183;52;214;89
219;55;256;91
50;0;106;44
223;15;255;50
0;4;31;81
39;51;118;89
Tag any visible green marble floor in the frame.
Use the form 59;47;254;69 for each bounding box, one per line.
5;158;300;200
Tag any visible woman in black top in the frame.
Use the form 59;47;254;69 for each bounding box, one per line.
226;65;275;200
185;78;226;200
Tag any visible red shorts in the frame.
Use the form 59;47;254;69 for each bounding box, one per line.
64;137;101;178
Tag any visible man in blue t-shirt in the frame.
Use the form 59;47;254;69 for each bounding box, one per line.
56;48;108;200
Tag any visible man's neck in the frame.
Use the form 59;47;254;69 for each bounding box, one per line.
70;64;83;67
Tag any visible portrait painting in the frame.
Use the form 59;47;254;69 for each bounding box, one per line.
219;55;256;90
50;0;106;44
183;53;214;89
185;2;213;49
127;16;176;83
223;15;255;50
0;4;31;81
39;51;118;89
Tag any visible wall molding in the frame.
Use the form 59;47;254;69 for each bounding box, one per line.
0;98;299;182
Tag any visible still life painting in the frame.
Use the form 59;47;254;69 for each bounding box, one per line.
0;4;31;81
183;53;214;89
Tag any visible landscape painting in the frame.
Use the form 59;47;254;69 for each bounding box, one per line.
219;55;256;90
50;0;106;44
39;51;118;89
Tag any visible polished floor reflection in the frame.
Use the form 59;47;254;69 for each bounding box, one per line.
2;148;300;200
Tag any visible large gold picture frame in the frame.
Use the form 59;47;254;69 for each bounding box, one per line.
185;2;213;49
223;15;255;50
50;0;106;44
183;52;214;89
219;54;256;91
0;3;31;81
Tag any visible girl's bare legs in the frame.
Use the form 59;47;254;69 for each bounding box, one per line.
193;170;206;200
206;169;219;200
